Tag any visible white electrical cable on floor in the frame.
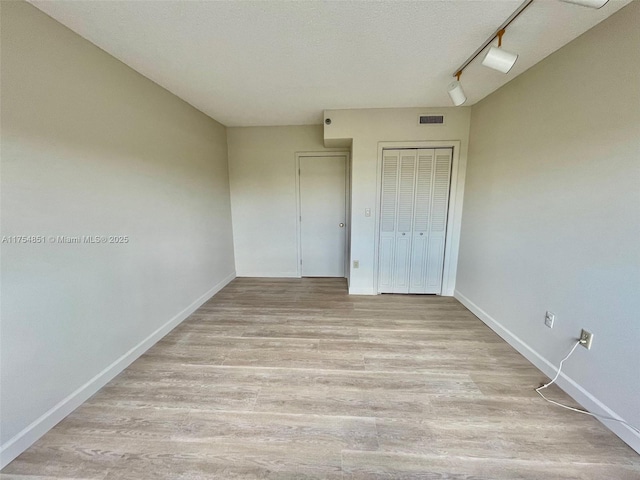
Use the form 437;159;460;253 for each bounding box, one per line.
535;340;640;434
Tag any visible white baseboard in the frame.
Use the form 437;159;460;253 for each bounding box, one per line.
236;272;299;278
454;289;640;454
0;271;236;469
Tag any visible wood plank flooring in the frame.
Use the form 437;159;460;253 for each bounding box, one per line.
3;278;639;479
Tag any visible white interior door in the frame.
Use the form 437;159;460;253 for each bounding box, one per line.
300;155;347;277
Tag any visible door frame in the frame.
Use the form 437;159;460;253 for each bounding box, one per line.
295;151;351;278
373;141;463;295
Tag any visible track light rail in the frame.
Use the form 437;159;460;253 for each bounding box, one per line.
452;0;534;78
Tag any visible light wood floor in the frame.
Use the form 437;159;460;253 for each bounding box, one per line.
3;278;639;479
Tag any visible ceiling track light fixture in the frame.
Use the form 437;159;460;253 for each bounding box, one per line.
447;71;467;106
446;0;612;106
447;0;534;106
482;29;519;74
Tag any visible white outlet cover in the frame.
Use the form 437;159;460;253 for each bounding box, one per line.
580;329;594;350
545;311;555;328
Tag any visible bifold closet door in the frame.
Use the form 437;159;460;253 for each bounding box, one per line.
378;148;452;294
408;149;434;293
378;149;416;294
393;150;417;293
377;150;399;293
410;148;452;294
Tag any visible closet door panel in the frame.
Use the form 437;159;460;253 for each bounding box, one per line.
426;236;445;292
378;150;400;293
378;236;395;292
409;233;427;292
392;150;417;293
409;149;435;293
393;234;412;293
425;148;453;293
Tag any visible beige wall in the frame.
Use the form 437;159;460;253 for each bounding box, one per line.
456;1;640;451
0;1;235;465
227;125;341;277
323;107;471;294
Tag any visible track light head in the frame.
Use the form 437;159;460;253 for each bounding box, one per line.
481;29;518;74
482;46;519;73
447;80;467;106
560;0;609;8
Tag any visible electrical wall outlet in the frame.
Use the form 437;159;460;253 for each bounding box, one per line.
579;329;594;350
544;311;555;328
353;260;359;269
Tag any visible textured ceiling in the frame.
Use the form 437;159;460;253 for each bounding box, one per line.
28;0;631;126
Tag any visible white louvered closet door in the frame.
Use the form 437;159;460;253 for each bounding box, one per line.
409;149;435;293
423;148;453;293
377;150;399;293
378;148;452;294
393;150;417;293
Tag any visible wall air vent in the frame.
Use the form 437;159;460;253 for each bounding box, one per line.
418;114;445;125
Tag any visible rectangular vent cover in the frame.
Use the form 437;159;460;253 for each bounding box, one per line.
419;115;445;125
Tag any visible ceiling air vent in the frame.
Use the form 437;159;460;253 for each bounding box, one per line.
418;114;445;125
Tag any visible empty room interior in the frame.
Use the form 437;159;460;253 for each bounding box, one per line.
1;0;639;478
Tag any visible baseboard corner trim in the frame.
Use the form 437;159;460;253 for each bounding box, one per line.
454;289;640;455
0;270;236;469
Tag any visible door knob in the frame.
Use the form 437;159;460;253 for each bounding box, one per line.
339;223;345;227
402;232;406;235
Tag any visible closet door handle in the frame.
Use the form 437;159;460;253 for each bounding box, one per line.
402;232;406;236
